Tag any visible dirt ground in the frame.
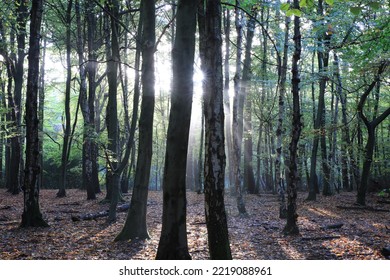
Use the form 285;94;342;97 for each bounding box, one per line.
0;189;389;260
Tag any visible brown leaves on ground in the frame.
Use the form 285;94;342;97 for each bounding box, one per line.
0;189;389;260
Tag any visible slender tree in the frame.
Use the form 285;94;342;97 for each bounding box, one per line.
232;0;247;214
276;6;290;219
116;0;156;240
283;0;302;236
57;0;73;198
156;0;197;259
202;0;232;259
105;0;121;221
21;0;48;228
356;61;389;206
242;9;256;195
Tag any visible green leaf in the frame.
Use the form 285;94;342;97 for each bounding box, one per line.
288;9;302;17
350;6;362;15
368;2;380;10
307;0;315;7
281;3;290;11
325;0;334;5
300;0;307;8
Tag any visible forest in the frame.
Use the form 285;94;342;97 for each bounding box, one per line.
0;0;389;260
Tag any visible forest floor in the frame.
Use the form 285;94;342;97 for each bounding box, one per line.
0;189;389;260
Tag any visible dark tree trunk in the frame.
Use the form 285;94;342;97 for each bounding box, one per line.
116;0;156;240
106;0;121;222
21;0;48;228
356;61;389;206
75;0;95;200
308;0;332;199
38;31;46;190
86;0;101;195
242;13;256;195
57;0;74;198
202;0;232;260
8;0;29;195
155;0;196;259
276;9;290;219
283;0;301;236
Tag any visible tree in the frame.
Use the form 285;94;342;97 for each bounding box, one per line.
242;8;256;195
307;0;332;200
21;0;48;228
275;2;290;219
356;61;389;206
56;0;73;198
115;0;155;241
232;0;247;215
283;0;302;236
202;0;232;260
156;0;197;259
105;0;122;222
8;0;29;195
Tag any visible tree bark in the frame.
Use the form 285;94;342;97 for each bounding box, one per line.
283;0;302;236
116;0;155;239
232;0;247;214
8;0;29;195
242;12;256;195
276;8;290;219
21;0;48;228
356;61;389;206
57;0;74;198
106;0;121;222
202;0;232;260
155;0;196;259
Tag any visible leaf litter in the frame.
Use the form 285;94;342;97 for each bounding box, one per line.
0;189;389;260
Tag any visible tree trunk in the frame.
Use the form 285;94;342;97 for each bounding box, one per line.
283;0;302;236
232;1;247;214
57;0;74;198
38;31;47;190
202;0;232;260
356;61;389;206
243;13;256;195
155;0;196;259
276;10;290;219
116;0;156;239
106;0;121;222
308;0;332;200
8;0;29;195
21;0;48;228
86;0;101;195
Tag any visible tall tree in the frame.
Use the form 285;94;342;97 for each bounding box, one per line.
242;9;256;195
21;0;48;227
105;0;122;221
276;3;290;219
307;0;332;200
356;61;389;206
116;0;155;240
283;0;302;236
155;0;196;259
232;0;247;215
202;0;232;260
57;0;73;198
6;0;29;195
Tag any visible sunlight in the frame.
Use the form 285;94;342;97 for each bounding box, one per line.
277;240;304;259
306;207;341;218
